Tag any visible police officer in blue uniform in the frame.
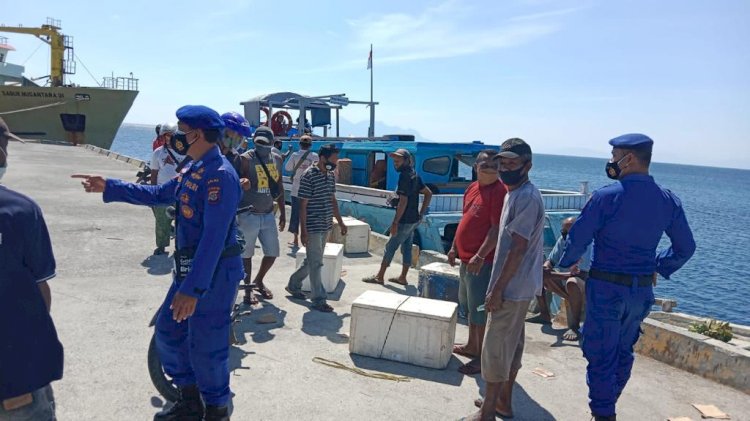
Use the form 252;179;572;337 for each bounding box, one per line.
559;134;696;421
73;106;244;421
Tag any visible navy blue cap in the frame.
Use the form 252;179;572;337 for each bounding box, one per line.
318;143;339;158
175;105;225;131
608;133;654;150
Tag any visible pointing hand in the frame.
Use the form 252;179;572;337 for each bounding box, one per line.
71;174;106;193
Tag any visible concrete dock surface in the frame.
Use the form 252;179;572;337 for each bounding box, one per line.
4;141;749;421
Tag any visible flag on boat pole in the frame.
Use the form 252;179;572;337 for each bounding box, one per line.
368;44;374;137
367;46;372;70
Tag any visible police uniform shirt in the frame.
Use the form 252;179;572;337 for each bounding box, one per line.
0;186;64;400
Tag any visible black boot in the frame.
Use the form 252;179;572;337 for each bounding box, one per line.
204;405;230;421
154;385;204;421
593;415;616;421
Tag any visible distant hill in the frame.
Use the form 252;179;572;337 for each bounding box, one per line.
336;118;433;141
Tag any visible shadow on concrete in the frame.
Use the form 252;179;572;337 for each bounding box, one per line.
350;354;465;386
301;310;351;344
383;282;419;297
343;252;372;259
150;396;165;408
327;280;346;301
539;324;581;348
232;302;287;345
141;254;173;276
474;378;557;420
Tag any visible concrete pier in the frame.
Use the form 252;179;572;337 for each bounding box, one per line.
4;141;749;420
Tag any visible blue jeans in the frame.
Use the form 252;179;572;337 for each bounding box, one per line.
582;278;654;417
0;385;56;421
287;231;328;306
382;222;419;267
458;262;492;325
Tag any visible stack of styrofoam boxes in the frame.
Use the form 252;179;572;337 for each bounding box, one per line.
296;242;344;293
330;216;370;254
349;290;458;369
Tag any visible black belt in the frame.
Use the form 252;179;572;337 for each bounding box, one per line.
178;243;244;260
590;269;652;287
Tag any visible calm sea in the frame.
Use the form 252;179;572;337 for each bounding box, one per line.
111;124;750;326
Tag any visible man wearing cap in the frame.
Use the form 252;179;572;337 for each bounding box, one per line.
363;148;432;286
558;134;695;421
467;138;545;421
0;118;64;421
149;123;182;256
286;144;347;312
285;135;319;248
73;105;245;421
237;125;286;304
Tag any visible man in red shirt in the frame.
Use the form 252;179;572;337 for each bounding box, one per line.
448;149;507;375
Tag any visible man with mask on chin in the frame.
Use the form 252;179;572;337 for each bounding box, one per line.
237;126;286;305
558;134;695;421
219;112;251;176
0;118;64;421
72;105;244;421
467;138;545;421
286;144;347;312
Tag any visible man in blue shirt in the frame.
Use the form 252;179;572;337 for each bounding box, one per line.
559;134;696;421
0;117;63;420
72;106;244;421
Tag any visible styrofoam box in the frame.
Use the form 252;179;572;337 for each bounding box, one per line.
350;290;458;369
330;217;370;254
296;242;343;293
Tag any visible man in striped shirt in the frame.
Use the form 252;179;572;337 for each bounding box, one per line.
285;144;347;312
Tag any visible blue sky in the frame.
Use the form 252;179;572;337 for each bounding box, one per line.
5;0;749;168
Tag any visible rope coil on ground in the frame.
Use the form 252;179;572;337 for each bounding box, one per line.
312;357;411;382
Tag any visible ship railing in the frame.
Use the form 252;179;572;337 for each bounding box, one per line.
101;76;139;91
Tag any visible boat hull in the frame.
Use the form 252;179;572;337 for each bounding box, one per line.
0;85;137;149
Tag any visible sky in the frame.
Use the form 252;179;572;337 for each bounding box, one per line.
4;0;749;168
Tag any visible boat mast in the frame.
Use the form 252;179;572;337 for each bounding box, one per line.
0;18;70;87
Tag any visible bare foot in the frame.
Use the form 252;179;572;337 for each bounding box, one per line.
474;398;514;418
387;277;408;286
458;409;493;421
453;344;479;358
562;328;580;341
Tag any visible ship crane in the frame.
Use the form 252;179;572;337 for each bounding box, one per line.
0;18;73;87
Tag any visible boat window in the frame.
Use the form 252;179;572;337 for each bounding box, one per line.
369;152;387;189
423;156;451;175
454;154;476;181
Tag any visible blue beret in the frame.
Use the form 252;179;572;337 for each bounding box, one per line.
608;133;653;150
176;105;225;130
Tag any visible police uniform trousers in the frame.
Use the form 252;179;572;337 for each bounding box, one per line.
582;277;654;417
154;257;242;407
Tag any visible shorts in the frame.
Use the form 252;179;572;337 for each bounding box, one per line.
543;271;587;301
481;300;530;383
458;262;492;325
237;212;280;258
0;385;56;421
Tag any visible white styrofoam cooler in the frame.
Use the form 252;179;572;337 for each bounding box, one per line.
330;217;370;254
296;242;344;293
349;290;458;369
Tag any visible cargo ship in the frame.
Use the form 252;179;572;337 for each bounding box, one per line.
0;18;137;148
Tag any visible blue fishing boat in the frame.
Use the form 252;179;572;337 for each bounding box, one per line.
239;92;588;253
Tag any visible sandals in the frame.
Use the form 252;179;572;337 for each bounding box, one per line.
284;286;306;300
254;283;274;300
387;277;408;286
457;359;481;375
362;276;384;285
453;344;479;359
473;398;513;419
312;303;334;313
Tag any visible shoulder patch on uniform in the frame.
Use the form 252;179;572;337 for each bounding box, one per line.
207;186;221;204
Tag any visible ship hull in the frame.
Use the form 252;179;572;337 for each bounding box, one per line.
0;85;137;149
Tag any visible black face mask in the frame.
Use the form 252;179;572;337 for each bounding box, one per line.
499;164;526;185
170;130;195;156
605;154;629;180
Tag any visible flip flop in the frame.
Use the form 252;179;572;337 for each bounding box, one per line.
387;277;408;286
255;284;274;300
526;314;552;325
284;286;306;300
457;359;482;375
473;398;514;419
562;328;581;341
243;292;259;306
362;276;384;285
312;303;334;313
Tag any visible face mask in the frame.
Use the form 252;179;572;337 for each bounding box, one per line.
171;130;196;156
499;163;527;185
605;154;629;180
255;143;271;155
222;135;243;151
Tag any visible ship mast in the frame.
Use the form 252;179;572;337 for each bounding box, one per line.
0;18;72;87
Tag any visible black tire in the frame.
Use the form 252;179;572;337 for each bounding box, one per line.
148;333;180;402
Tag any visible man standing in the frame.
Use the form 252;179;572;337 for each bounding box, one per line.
152;124;165;151
73;105;244;421
286;144;347;313
559;134;695;421
285;135;318;248
0;118;63;421
449;150;506;375
149;123;181;255
219;112;251;175
467;138;545;421
531;216;592;341
363;149;432;286
237;126;286;304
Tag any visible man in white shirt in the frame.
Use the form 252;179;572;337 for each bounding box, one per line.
149;123;183;255
284;135;318;248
